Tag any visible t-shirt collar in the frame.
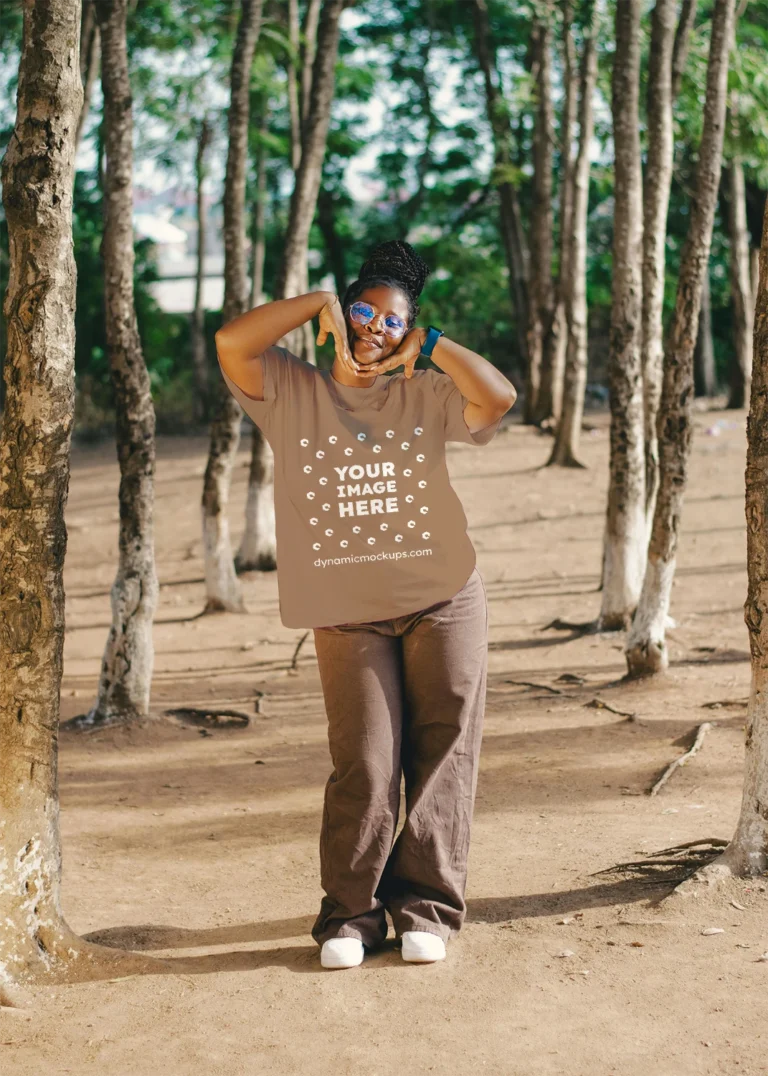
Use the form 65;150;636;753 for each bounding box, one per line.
320;367;392;412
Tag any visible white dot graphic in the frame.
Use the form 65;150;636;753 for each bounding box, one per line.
416;454;425;462
357;433;366;441
340;540;348;548
420;506;429;514
373;444;382;453
319;477;328;485
307;491;315;500
352;526;361;534
395;534;403;542
322;503;330;511
418;480;427;488
414;427;423;435
367;537;376;545
309;518;318;525
325;528;333;536
403;468;412;477
386;430;395;438
380;523;388;531
401;442;410;450
303;465;312;474
405;495;414;504
300;438;309;447
316;450;325;459
422;531;430;540
329;435;337;444
408;521;416;528
313;542;321;550
345;447;353;456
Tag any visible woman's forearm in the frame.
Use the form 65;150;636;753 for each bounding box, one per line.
431;335;517;411
215;290;336;361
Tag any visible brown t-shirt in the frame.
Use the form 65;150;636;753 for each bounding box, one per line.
221;347;501;628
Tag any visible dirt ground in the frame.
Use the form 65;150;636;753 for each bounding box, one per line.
3;406;767;1076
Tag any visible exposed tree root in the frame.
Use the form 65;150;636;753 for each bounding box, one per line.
592;838;729;887
541;617;598;634
648;722;714;795
164;707;250;729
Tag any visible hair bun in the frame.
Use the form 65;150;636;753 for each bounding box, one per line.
358;239;430;300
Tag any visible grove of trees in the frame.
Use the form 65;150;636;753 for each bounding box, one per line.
2;0;768;995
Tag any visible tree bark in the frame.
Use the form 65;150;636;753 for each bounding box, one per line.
539;0;577;431
192;113;213;423
548;1;598;468
626;0;735;677
0;0;155;998
317;185;347;298
74;0;100;154
249;106;270;309
85;0;159;726
528;8;557;426
642;0;682;531
694;264;717;396
697;193;768;877
201;0;264;612
599;0;646;631
471;0;530;381
726;155;754;409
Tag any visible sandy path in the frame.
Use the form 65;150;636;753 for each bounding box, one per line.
3;409;766;1076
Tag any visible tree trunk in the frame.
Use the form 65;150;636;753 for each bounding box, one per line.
0;0;157;999
249;106;270;309
287;0;302;173
299;0;322;137
74;0;100;154
548;2;598;468
642;0;679;531
192;114;213;423
697;193;768;878
201;0;264;613
528;8;557;426
694;264;717;396
471;0;530;381
317;186;347;298
727;156;754;409
599;0;646;631
84;0;159;726
626;0;735;677
236;0;344;573
540;0;577;432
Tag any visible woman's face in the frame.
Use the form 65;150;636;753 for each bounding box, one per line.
345;285;411;368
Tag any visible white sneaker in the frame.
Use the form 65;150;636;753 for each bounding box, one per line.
320;937;365;969
401;931;447;963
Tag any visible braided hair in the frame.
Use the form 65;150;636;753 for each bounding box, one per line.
340;239;431;332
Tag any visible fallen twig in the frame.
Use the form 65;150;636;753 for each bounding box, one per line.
701;698;748;710
505;679;564;695
649;722;715;796
584;697;638;719
291;631;311;671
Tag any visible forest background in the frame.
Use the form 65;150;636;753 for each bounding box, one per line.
2;0;767;435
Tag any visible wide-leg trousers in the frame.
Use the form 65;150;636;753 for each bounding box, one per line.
311;564;488;948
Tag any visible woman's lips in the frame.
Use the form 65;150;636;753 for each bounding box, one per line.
358;338;381;350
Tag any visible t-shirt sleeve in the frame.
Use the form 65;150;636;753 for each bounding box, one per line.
429;368;503;445
218;345;298;434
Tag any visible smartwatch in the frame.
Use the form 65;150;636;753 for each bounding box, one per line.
418;325;444;361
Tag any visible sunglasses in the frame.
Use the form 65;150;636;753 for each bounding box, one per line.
348;301;407;338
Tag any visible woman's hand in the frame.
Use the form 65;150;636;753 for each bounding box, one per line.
363;327;427;380
316;296;364;378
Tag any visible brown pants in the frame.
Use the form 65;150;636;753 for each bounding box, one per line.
311;565;488;948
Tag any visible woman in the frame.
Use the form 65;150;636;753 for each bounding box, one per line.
216;240;516;969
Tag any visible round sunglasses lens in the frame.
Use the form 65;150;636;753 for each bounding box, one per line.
350;302;373;323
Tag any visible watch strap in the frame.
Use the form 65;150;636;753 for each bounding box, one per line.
418;325;444;360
